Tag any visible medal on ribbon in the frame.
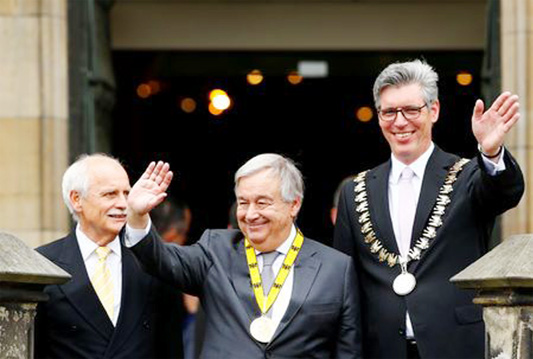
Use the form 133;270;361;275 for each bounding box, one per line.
245;230;304;342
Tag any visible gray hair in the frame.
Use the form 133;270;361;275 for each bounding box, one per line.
234;153;304;203
62;153;121;222
373;59;439;109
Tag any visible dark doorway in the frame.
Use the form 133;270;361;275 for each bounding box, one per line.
112;51;482;245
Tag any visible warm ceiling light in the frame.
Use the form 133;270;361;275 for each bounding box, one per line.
287;71;303;85
456;72;473;86
209;89;227;101
180;97;197;113
247;69;264;85
208;102;224;116
210;90;231;111
356;106;374;123
136;84;151;99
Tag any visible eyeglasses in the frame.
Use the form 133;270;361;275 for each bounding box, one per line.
378;104;428;122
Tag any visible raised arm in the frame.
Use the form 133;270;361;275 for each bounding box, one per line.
469;93;525;216
127;161;173;229
472;91;520;162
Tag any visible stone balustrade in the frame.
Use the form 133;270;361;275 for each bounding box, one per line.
452;234;533;359
0;232;70;359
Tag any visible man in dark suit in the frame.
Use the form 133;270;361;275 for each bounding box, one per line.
35;154;183;359
125;153;362;358
334;60;524;359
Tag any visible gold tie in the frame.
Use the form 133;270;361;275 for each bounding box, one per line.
91;246;114;321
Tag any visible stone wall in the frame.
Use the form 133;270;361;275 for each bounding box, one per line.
0;0;69;248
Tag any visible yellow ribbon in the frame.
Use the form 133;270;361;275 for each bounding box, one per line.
245;229;304;315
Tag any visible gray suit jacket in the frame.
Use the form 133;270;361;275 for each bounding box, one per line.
131;228;361;359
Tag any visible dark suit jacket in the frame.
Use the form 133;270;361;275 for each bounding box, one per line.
131;228;362;359
333;146;524;359
34;232;184;359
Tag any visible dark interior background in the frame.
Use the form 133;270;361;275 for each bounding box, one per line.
112;51;482;245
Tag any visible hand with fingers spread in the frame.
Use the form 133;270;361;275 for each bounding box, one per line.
128;161;174;228
472;91;520;160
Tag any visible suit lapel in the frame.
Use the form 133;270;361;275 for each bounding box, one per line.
270;238;320;343
57;233;114;340
106;242;152;354
367;161;400;254
410;147;457;272
229;238;262;322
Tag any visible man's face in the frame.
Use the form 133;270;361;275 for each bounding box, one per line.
378;83;439;165
71;158;131;245
236;169;301;252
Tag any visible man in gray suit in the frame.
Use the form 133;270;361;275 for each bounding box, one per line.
125;153;362;358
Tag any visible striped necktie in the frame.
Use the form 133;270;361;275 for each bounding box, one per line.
91;246;114;321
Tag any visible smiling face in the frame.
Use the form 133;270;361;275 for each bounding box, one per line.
236;169;301;252
378;83;440;165
70;157;131;245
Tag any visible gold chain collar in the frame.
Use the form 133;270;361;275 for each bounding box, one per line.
353;158;470;268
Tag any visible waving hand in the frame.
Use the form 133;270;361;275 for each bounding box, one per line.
472;91;520;160
128;161;173;228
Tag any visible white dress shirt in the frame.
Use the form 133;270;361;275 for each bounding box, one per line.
76;225;122;326
255;224;296;332
388;143;506;338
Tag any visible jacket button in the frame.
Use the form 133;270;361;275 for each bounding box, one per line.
398;328;405;336
143;320;150;329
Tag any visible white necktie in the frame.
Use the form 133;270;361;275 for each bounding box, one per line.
397;167;416;257
91;246;114;321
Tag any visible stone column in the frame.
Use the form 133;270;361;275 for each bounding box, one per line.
0;232;70;358
452;234;533;358
0;0;70;248
500;0;533;237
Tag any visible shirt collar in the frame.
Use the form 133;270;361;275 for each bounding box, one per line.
390;142;435;184
76;224;122;262
256;224;296;257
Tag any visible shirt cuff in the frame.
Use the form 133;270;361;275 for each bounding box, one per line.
481;147;506;175
124;218;152;247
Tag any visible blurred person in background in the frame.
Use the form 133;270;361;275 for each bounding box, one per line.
330;176;356;225
227;201;239;229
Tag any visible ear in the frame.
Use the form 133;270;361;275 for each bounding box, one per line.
430;99;440;124
289;197;302;219
69;190;83;213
